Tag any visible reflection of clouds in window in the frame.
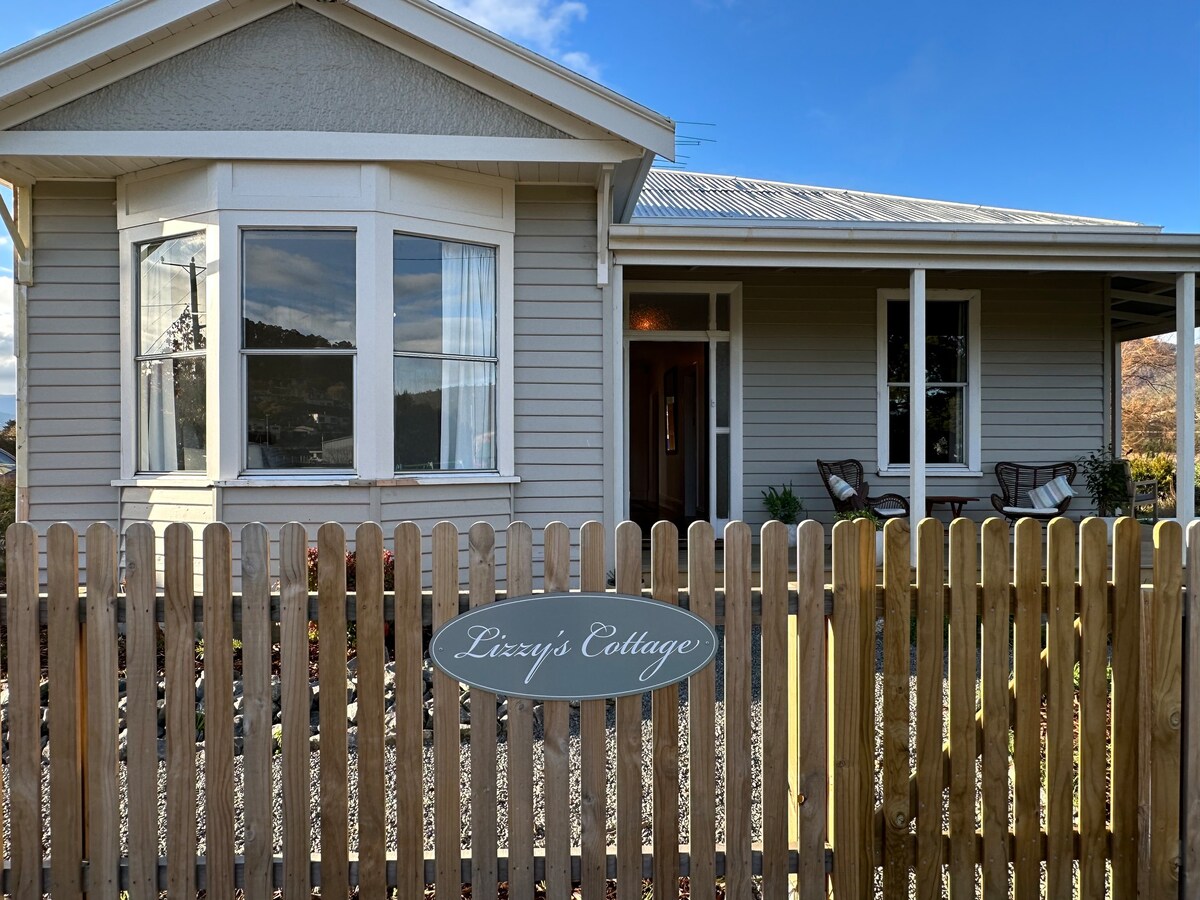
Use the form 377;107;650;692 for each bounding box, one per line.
393;271;442;353
139;232;207;356
244;232;355;347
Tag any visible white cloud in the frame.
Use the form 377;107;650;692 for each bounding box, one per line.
0;275;14;395
438;0;601;80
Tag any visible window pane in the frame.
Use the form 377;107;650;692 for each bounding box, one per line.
394;236;496;356
628;293;709;331
394;357;496;471
243;231;356;349
888;386;966;465
246;355;353;469
139;357;206;472
716;432;730;520
139;233;206;355
887;299;967;384
715;342;730;428
716;293;731;330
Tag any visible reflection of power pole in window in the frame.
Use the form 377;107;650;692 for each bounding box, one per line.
159;256;205;349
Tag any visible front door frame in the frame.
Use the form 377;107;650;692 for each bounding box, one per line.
621;280;743;532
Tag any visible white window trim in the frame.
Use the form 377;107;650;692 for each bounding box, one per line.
118;167;515;486
119;215;219;481
876;288;981;477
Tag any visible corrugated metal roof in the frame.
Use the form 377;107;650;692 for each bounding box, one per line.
633;169;1147;228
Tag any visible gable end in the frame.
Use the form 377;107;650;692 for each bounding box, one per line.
12;6;569;139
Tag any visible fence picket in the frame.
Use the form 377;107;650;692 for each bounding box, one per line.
687;521;717;899
579;521;609;899
1110;516;1142;900
724;521;753;900
505;521;536;898
317;523;350;900
1150;521;1183;898
1045;518;1076;896
84;523;119;897
355;523;387;900
614;520;643;900
240;523;273;900
394;522;425;900
7;523;41;900
979;518;1010;900
203;524;235;900
163;523;197;900
650;520;681;900
881;518;911;900
831;518;874;898
279;523;311;900
1012;519;1041;900
760;520;789;900
543;521;573;900
468;522;499;898
946;519;976;900
915;518;945;900
1077;518;1108;898
124;524;159;900
433;522;462;898
1186;521;1200;899
794;520;827;897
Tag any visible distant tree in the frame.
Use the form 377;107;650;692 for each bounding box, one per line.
1121;337;1200;455
0;418;14;457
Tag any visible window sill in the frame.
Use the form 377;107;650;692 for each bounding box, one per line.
876;468;983;479
113;476;214;488
215;474;521;487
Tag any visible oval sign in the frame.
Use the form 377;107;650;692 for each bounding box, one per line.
429;592;718;700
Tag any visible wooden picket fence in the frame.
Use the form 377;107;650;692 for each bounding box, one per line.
0;515;1197;898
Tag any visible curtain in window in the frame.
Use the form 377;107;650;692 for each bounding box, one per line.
140;360;176;471
440;243;495;469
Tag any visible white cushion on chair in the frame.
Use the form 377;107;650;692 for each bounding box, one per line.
876;507;907;517
827;474;857;501
1002;506;1060;517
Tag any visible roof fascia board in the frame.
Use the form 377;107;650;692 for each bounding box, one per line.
0;0;240;95
313;1;614;142
610;226;1200;272
0;0;290;131
0;131;643;164
346;0;675;157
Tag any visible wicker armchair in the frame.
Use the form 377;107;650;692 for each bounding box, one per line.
816;458;909;518
990;461;1078;522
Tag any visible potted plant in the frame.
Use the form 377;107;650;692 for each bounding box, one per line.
834;507;886;558
1078;445;1128;517
762;482;805;544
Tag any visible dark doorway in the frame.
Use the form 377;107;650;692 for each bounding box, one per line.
628;341;708;531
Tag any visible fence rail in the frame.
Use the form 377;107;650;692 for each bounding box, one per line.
1;516;1197;898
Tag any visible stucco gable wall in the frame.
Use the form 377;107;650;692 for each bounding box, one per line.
13;6;569;138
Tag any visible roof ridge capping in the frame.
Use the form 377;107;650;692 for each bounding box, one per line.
0;0;676;157
641;169;1151;229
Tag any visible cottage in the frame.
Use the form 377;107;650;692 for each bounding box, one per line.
1;0;1197;574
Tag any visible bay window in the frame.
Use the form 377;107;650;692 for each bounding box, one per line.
878;289;980;471
242;230;356;470
136;233;207;473
393;235;497;472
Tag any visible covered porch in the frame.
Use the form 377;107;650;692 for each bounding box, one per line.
609;224;1200;539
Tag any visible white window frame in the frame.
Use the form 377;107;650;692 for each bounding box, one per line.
876;288;981;477
119;215;220;482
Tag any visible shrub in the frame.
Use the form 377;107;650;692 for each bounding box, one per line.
834;508;884;531
761;482;804;524
306;546;396;592
1128;452;1176;500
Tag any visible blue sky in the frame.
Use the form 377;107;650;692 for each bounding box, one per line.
1;0;1198;403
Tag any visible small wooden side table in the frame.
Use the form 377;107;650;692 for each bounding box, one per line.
925;495;979;519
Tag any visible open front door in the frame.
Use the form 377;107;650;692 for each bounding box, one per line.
624;283;741;533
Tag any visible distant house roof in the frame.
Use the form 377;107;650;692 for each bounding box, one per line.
633;170;1154;230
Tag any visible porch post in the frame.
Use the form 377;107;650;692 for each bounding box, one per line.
1176;272;1196;523
909;269;927;534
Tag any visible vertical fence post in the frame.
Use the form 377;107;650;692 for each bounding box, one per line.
84;523;118;898
881;517;911;899
1150;520;1183;898
1184;521;1200;897
946;519;977;900
1045;518;1076;896
794;520;828;898
687;521;716;897
279;522;311;900
354;522;388;900
317;523;349;900
914;518;945;900
651;520;681;899
543;521;573;900
124;524;159;900
979;518;1010;900
579;520;609;899
468;522;499;898
7;522;42;900
614;520;643;900
239;523;273;899
1012;518;1041;900
163;523;197;899
1078;518;1108;898
432;521;462;898
505;521;536;898
203;523;235;900
724;520;753;900
394;522;425;899
830;518;874;898
760;519;790;900
1111;516;1143;899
